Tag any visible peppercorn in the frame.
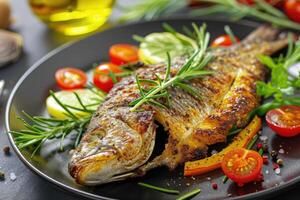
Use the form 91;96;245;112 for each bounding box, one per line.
277;158;283;166
275;168;281;175
0;171;5;181
270;150;278;161
257;143;263;150
211;182;218;190
273;163;280;170
3;146;10;155
262;144;269;152
262;155;269;164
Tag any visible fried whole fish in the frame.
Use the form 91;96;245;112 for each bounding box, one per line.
69;26;289;185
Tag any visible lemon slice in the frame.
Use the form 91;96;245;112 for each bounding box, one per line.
138;32;197;64
46;89;101;119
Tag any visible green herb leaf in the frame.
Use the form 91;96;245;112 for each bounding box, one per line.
10;85;105;155
176;188;201;200
224;25;237;44
192;0;300;31
130;24;213;111
138;182;180;194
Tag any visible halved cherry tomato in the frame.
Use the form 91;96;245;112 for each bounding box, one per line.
184;116;261;176
221;148;263;186
93;63;122;93
109;44;139;65
55;68;87;90
284;0;300;23
211;35;240;47
266;105;300;137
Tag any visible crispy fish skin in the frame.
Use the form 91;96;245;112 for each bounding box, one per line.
69;26;289;185
69;102;156;185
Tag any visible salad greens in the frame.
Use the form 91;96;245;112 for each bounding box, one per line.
255;35;300;116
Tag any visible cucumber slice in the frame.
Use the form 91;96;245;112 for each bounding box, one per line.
46;89;102;119
138;32;197;64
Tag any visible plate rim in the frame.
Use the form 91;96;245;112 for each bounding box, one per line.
5;16;298;200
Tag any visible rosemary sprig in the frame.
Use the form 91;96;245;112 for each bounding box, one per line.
11;86;105;156
119;0;300;31
192;0;300;31
138;182;180;194
176;188;201;200
130;24;214;111
224;25;238;44
118;0;187;23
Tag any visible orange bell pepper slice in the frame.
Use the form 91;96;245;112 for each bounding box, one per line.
184;116;262;176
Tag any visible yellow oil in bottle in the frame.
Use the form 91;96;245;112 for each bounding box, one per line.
29;0;115;35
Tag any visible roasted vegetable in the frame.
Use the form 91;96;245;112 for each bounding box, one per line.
184;116;262;176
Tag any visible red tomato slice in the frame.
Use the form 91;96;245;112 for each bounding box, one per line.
284;0;300;23
93;63;122;93
211;35;240;47
221;148;263;186
266;105;300;137
55;68;87;90
109;44;139;65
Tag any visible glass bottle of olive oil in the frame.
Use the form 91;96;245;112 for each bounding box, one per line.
28;0;115;35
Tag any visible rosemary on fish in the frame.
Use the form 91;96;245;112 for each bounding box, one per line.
10;85;106;156
138;182;180;194
130;23;214;112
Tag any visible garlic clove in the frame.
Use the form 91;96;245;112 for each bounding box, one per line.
0;30;23;68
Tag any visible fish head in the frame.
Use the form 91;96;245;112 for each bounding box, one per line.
68;109;156;185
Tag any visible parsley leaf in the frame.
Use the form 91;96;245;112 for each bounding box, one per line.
255;37;300;116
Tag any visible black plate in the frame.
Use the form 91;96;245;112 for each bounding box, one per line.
5;18;300;200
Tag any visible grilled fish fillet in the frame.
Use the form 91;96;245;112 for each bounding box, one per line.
69;26;289;185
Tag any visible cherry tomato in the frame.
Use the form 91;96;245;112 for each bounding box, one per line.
266;105;300;137
221;148;263;186
284;0;300;23
211;35;240;47
93;63;122;93
109;44;139;65
55;68;87;90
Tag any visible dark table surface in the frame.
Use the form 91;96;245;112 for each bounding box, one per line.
0;1;299;200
